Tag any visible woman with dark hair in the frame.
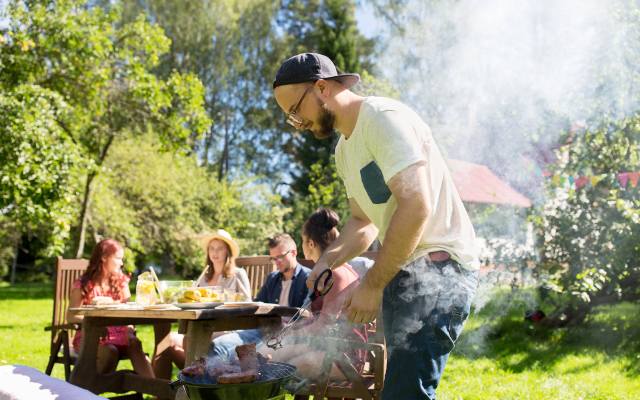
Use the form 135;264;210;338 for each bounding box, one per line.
260;208;366;379
66;239;154;377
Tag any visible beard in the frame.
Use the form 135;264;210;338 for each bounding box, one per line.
312;103;336;139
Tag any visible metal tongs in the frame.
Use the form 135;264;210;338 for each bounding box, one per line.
266;268;333;349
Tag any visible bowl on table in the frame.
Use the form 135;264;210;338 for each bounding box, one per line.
158;280;194;304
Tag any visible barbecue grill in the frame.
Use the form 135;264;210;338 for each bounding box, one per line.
170;361;297;400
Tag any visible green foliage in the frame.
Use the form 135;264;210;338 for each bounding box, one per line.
284;157;350;243
0;85;81;256
89;135;287;278
0;0;393;279
0;0;211;266
121;0;293;180
533;116;640;315
283;0;375;194
355;69;400;98
279;0;382;239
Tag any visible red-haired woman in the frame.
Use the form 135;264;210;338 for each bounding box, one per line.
66;239;154;377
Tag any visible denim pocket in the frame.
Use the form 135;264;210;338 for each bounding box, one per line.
447;306;468;344
360;161;391;204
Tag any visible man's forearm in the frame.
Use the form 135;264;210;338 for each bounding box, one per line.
317;216;378;270
363;198;429;290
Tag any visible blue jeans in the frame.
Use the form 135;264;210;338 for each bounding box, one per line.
382;256;478;400
208;328;264;361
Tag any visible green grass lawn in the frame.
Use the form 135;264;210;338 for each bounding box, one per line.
1;282;639;399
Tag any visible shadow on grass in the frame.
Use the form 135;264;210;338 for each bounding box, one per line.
453;288;640;377
0;282;53;300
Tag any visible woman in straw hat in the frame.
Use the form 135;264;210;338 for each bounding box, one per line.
152;229;250;379
195;229;251;300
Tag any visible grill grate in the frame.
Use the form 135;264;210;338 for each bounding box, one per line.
259;361;297;381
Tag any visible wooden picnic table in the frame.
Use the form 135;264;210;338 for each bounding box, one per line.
68;303;299;399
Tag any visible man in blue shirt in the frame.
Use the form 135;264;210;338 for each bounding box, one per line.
256;233;311;307
209;234;311;360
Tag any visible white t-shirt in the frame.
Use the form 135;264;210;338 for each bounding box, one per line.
279;279;292;306
348;256;374;278
335;96;478;270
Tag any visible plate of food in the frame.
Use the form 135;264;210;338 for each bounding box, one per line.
217;301;265;309
174;301;224;309
143;303;180;310
174;288;224;309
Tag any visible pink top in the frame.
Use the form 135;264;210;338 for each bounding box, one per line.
304;264;368;371
71;275;130;352
309;264;360;327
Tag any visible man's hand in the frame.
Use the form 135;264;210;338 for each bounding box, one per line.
343;280;383;324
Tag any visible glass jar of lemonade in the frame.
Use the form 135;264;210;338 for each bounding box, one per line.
135;272;158;306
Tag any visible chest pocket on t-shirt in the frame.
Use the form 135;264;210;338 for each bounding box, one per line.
360;161;392;204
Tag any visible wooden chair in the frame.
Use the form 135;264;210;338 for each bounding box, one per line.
292;309;386;400
44;257;145;400
236;256;277;298
45;257;88;381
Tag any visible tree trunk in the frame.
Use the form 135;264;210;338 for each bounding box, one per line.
75;135;115;258
10;238;19;284
202;126;214;168
217;109;229;181
75;171;96;258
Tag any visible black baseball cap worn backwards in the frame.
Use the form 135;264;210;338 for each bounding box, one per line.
273;53;360;89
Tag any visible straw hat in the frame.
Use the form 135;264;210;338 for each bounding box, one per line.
198;229;240;258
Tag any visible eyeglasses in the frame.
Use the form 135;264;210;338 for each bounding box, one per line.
269;250;292;263
286;86;312;129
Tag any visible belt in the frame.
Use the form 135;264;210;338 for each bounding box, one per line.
427;251;451;262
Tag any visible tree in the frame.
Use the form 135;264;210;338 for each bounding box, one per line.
119;0;389;246
0;0;211;258
119;0;294;181
281;0;375;195
277;0;378;237
533;117;640;325
0;85;81;279
90;134;288;277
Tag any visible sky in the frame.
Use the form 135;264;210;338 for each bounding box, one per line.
0;0;7;30
355;1;381;39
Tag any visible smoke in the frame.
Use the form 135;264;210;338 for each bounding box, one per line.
361;0;640;352
378;0;640;201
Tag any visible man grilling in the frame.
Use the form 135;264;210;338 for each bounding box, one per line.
272;53;479;400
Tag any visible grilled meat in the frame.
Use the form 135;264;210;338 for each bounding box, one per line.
217;369;258;384
182;357;206;377
235;343;258;371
